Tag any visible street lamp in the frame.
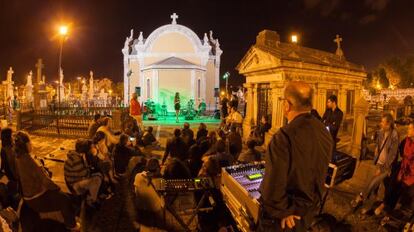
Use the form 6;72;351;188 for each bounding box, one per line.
57;24;69;108
222;71;230;95
291;34;298;43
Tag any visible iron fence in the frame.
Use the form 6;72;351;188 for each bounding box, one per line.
19;106;127;138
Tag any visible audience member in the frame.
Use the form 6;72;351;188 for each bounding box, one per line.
88;113;101;139
238;140;262;163
64;139;103;206
162;129;188;164
182;122;195;146
14;131;77;230
97;117;120;150
113;134;143;175
196;123;208;142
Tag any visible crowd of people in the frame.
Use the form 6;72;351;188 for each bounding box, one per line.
0;82;413;231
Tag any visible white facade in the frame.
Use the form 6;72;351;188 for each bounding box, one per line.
122;13;222;111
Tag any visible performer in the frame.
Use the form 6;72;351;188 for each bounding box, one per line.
258;82;333;231
174;92;181;123
130;93;143;129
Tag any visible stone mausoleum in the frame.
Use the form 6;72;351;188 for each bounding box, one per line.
237;30;367;143
122;13;222;112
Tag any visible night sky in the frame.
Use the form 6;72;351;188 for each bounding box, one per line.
0;0;413;87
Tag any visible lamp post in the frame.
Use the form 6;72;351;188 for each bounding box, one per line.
222;71;230;96
58;25;68;108
56;25;68;134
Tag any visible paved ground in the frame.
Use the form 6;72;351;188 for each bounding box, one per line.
26;122;406;232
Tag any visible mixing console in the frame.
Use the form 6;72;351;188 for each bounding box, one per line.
224;163;265;199
152;177;215;192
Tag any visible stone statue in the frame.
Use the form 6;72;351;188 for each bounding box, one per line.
25;71;34;102
7;67;13;82
3;67;14;99
203;33;209;46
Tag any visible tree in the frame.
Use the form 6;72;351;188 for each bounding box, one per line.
377;68;389;88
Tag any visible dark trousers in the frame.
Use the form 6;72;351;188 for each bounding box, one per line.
25;189;76;228
384;180;414;212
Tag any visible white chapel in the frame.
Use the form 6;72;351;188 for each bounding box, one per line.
122;13;222;112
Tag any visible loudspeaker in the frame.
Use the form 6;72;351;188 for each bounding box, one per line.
214;88;219;97
135;87;141;97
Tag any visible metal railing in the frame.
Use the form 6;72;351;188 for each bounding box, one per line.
18;106;127;138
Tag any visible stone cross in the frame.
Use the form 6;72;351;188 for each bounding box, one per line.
334;34;344;58
334;34;342;49
171;13;179;24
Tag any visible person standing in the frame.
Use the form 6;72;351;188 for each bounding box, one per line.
258;82;333;231
174;92;181;123
374;122;414;216
220;95;229;119
351;113;399;212
130;93;143;129
322;95;343;149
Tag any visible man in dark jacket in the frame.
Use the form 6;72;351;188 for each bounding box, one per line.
162;129;188;164
258;82;333;231
322;95;343;144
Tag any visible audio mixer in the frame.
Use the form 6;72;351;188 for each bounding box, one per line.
221;163;265;232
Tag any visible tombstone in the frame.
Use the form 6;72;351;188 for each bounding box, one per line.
2;67;14;100
82;82;88;102
25;71;34;103
386;97;400;120
99;89;108;106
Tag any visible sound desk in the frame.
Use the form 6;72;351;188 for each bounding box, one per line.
221;163;264;232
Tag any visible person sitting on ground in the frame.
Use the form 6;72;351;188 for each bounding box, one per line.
113;134;143;175
238;139;262;163
97;117;120;150
14;131;78;231
163;158;192;180
187;144;204;178
196;123;208;142
0;128;19;208
140;126;160;148
64;139;103;206
203;138;233;167
228;125;243;160
162;129;188;165
88;113;101;139
93;131;117;185
182;122;195;146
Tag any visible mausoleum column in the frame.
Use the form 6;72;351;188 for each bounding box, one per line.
152;70;159;103
201;72;206;101
191;70;196;99
316;89;327;116
242;82;254;140
265;82;284;145
338;88;347;113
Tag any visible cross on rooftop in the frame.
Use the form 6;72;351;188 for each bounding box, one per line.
171;13;179;24
334;34;343;49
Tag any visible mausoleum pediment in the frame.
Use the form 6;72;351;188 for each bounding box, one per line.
237;48;280;74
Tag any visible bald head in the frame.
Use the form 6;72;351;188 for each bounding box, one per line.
284;81;313;111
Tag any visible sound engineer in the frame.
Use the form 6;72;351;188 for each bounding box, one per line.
258;82;333;231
